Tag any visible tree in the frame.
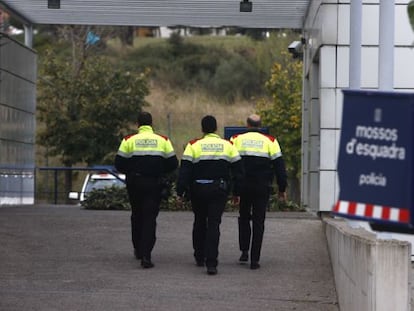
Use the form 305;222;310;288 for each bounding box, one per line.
37;48;149;198
256;51;302;203
38;50;149;166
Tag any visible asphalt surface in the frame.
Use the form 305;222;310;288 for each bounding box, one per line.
0;205;338;311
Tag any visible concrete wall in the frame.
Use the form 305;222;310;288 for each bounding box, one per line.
324;217;411;311
302;0;414;212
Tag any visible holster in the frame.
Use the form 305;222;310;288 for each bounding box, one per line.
213;178;228;193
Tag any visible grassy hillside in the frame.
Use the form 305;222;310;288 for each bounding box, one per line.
110;35;262;154
109;31;301;156
145;86;255;156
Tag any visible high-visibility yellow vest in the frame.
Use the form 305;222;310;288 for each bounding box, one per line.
117;125;176;159
176;133;243;196
115;125;178;177
230;131;282;160
182;133;241;164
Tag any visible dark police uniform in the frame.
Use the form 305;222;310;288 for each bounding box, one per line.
177;132;243;273
230;129;287;267
115;125;178;266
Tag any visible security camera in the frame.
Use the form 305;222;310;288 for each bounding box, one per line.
288;41;303;58
240;0;253;12
48;0;60;9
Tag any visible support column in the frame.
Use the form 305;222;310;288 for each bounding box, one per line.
378;0;395;91
349;0;362;89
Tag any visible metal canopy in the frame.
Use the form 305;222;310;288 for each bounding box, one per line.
0;0;310;29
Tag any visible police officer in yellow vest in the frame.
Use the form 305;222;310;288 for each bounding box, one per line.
115;112;178;269
230;114;287;270
177;115;244;275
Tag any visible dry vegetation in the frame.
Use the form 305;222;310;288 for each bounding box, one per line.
145;85;256;157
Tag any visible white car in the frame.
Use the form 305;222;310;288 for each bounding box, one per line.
69;172;126;202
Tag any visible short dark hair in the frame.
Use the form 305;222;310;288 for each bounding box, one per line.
246;114;261;128
137;111;152;126
201;115;217;133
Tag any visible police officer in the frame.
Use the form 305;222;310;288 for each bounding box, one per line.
230;114;287;269
176;115;244;275
115;111;178;269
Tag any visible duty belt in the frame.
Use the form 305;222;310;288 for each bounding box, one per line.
194;179;228;191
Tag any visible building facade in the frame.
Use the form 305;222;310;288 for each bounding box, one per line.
0;34;37;204
302;0;414;212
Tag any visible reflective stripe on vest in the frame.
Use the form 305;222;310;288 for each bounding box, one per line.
230;131;282;160
183;133;241;163
117;125;176;159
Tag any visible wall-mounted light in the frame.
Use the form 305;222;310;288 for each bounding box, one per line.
240;0;252;12
48;0;60;9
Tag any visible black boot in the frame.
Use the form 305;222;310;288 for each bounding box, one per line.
141;257;154;269
239;251;248;262
250;261;260;270
206;266;217;275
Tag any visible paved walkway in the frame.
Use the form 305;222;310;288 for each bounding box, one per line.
0;205;338;311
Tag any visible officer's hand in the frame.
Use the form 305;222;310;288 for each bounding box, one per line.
278;191;287;202
232;196;240;205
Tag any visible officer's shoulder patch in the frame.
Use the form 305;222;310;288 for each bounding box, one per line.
123;134;135;141
189;138;201;145
155;133;169;141
261;133;276;142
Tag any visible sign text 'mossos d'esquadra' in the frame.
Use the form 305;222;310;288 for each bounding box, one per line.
346;125;406;161
346;125;406;188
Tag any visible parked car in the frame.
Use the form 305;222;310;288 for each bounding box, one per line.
69;172;126;202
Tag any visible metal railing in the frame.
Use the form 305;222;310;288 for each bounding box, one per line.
37;166;125;204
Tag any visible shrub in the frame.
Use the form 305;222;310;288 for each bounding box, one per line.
267;197;305;212
80;182;305;212
160;182;192;211
81;186;130;210
80;181;191;211
210;56;261;103
122;36;267;102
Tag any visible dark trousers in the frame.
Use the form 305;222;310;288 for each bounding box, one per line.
126;175;161;259
238;181;270;262
190;182;228;268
